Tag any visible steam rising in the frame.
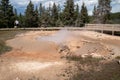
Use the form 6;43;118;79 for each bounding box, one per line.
37;29;71;44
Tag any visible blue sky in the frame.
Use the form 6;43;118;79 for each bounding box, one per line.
10;0;120;15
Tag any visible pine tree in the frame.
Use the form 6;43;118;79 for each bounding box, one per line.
63;0;75;26
75;4;79;20
33;6;39;27
93;0;111;23
56;19;64;27
39;3;50;27
39;6;45;27
39;6;49;27
39;3;53;27
25;1;34;27
7;5;15;27
14;8;18;19
47;4;52;27
93;6;97;17
0;1;3;27
39;3;43;16
38;3;43;26
92;5;98;23
74;4;81;27
25;1;38;27
57;4;63;27
0;0;15;28
80;3;89;25
18;13;25;27
51;3;58;26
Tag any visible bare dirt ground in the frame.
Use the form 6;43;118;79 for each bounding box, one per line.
0;30;120;80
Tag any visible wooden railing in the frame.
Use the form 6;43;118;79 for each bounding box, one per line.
85;24;120;30
85;24;120;35
0;24;120;35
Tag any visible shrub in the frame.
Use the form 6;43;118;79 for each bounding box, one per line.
0;40;11;54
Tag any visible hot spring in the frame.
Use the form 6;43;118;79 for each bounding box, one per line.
36;29;72;44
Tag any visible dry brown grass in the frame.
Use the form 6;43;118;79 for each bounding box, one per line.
67;56;120;80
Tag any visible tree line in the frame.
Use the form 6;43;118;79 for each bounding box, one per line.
19;0;89;27
0;0;117;28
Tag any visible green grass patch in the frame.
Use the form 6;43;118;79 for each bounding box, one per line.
0;40;11;54
66;55;83;61
66;55;103;63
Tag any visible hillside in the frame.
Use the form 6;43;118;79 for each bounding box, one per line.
110;12;120;24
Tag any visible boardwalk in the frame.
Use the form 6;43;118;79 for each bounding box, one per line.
0;24;120;35
85;24;120;32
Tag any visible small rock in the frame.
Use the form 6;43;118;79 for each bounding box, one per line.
76;46;80;48
110;52;115;55
90;53;102;58
1;60;3;62
81;54;89;58
14;77;21;80
117;60;120;64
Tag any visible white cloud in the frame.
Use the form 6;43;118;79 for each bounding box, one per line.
111;4;120;13
75;0;98;6
17;2;28;6
43;1;55;7
74;0;98;15
10;0;120;15
111;0;120;4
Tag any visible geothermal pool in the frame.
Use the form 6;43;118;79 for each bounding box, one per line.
36;30;72;44
1;30;120;80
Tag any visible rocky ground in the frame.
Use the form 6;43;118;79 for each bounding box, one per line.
0;30;120;80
